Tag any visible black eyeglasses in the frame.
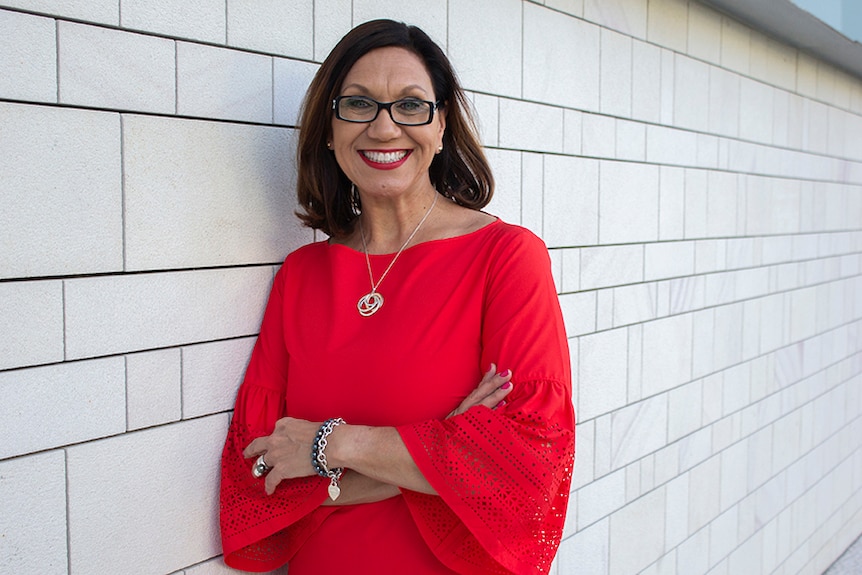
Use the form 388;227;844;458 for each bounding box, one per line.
332;96;441;126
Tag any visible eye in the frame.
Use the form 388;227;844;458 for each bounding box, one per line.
342;96;375;110
394;99;428;115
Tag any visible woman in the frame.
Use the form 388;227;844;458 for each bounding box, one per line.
220;19;574;575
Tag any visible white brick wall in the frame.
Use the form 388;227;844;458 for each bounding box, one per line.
1;1;861;574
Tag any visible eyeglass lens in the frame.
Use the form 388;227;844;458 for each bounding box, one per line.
336;96;433;125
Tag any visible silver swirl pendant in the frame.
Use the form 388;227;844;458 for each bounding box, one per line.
357;291;384;317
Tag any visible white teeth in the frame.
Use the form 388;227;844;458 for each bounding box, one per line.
363;150;407;163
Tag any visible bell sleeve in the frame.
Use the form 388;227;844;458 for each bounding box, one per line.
219;264;333;572
397;228;576;575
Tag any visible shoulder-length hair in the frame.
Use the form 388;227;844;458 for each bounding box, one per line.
295;19;494;238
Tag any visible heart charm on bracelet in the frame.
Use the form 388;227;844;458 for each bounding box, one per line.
328;480;341;501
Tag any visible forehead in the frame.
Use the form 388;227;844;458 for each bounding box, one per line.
341;46;434;95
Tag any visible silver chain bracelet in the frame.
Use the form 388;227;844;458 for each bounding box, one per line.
313;418;346;501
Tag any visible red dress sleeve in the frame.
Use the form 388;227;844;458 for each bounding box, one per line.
219;264;333;572
397;228;576;575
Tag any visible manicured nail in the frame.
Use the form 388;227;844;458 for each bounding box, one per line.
499;369;510;377
501;381;512;390
495;400;507;409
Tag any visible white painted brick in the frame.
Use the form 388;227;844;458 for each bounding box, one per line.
560;291;597;337
182;337;255;418
273;58;318;126
2;0;118;24
665;473;690;548
695;239;727;274
521;152;545;237
646;0;687;52
647;125;698;167
0;358;126;459
572;418;595;489
67;415;229;575
668;275;705;314
499;98;563;153
543;155;599;247
631;39;662;123
750;31;797;92
524;4;600;111
557;517;610;574
121;0;225;44
659;166;685;240
645;241;694;281
313;0;352;61
468;92;500;147
660;49;675;125
226;0;313;58
684;168;708;239
64;266;274;359
642;314;693;397
739;77;774;144
720;16;750;75
583;0;647;39
616;119;646;161
627;324;644;402
0;280;63;371
177;42;272;123
561;249;580;293
674;56;709;132
0;103;122;279
677;524;711;573
577;468;626;527
697;133;719;168
668;379;702;442
599;160;659;244
594;291;611;353
58;22;175;113
687;2;722;64
578;328;628;420
449;0;521;98
354;1;448;49
0;9;56;102
689;455;722;533
600;29;632;117
539;0;581;16
0;451;67;575
611;394;667;469
580;244;642;290
126;348;181;430
124;116;309;270
614;283;657;327
582;113;616;158
486;148;522;226
772;89;790;147
609;487;667;575
709;66;740;138
563;109;584;155
707;171;739;237
691;308;715;379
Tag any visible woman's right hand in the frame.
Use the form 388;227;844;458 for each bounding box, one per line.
447;363;513;418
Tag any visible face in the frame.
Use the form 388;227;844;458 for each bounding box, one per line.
330;46;446;201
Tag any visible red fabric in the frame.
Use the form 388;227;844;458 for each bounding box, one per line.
220;220;575;574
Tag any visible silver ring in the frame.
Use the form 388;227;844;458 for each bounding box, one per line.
251;454;271;478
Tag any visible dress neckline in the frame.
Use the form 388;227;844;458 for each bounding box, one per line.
327;216;502;257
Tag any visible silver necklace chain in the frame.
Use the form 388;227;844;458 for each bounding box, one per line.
357;192;438;317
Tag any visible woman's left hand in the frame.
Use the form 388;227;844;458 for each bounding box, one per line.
244;417;321;495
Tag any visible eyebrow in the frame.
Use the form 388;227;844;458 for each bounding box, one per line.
340;83;430;97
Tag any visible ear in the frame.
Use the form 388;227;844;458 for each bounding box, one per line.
436;104;447;148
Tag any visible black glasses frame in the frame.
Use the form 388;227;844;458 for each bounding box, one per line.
332;96;441;126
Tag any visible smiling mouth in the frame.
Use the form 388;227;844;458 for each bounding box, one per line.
361;150;410;164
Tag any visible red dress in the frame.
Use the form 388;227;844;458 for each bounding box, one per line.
220;219;575;574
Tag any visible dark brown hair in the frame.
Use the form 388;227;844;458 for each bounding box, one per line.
295;19;494;238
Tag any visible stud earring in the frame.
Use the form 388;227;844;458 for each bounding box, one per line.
436;145;443;154
327;142;333;150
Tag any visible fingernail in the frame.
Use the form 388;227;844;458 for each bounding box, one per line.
501;381;512;390
495;400;507;409
499;369;510;377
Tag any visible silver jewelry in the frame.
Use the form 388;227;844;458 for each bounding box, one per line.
357;191;438;317
313;418;346;500
251;454;271;478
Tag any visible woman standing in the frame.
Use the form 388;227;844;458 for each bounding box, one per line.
220;19;575;575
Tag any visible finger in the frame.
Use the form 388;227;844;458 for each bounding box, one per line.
473;367;512;399
475;380;514;410
264;467;283;495
243;437;268;459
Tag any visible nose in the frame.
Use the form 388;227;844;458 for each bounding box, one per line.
365;106;402;140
